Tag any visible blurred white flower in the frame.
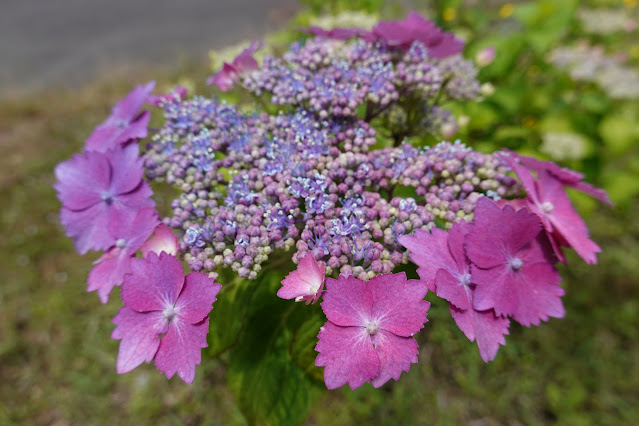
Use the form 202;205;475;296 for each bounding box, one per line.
541;132;588;161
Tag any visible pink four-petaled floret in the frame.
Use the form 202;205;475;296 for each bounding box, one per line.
467;197;565;327
315;273;429;389
399;221;510;362
112;252;221;384
54;144;155;254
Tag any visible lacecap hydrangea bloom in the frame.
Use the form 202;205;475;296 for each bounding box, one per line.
54;12;609;390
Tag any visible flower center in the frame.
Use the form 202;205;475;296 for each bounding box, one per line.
365;322;379;336
115;238;127;249
509;257;523;271
541;201;554;213
101;193;114;205
162;306;178;321
116;119;127;128
461;273;472;286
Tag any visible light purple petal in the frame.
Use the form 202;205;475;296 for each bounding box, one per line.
54;151;111;210
277;253;325;303
321;275;373;327
140;224;179;257
175;272;221;324
121;252;185;313
449;303;510;362
370;329;419;388
154;317;209;384
111;307;168;374
107;144;145;195
315;322;380;390
111;81;156;121
116;110;151;142
60;203;117;254
369;273;430;337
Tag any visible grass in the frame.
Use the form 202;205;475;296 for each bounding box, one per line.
1;65;637;425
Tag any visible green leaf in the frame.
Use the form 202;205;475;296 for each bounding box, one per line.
227;271;323;426
207;274;256;357
290;311;326;382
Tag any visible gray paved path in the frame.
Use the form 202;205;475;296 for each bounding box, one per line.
0;0;299;95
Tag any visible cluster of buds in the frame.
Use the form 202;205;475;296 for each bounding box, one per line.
54;12;609;390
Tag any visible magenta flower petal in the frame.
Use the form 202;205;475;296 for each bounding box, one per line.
54;151;110;210
370;329;419;388
315;322;380;390
398;227;453;290
121;252;185;313
140;224;179;257
369;273;429;337
504;149;612;205
472;262;565;326
535;171;601;264
277;253;326;303
321;275;373;327
466;197;542;270
174;272;222;324
435;269;470;310
449;303;509;362
154;317;209;384
207;63;238;90
112;307;168;374
372;11;464;57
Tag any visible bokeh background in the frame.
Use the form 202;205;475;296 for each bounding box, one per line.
1;0;638;424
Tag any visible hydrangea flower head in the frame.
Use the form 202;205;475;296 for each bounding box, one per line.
400;221;510;362
315;272;429;389
466;197;565;326
112;252;221;384
85;81;155;152
140;223;179;257
207;40;262;91
54;144;154;254
372;12;464;58
88;207;159;303
277;253;326;304
501;153;602;264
